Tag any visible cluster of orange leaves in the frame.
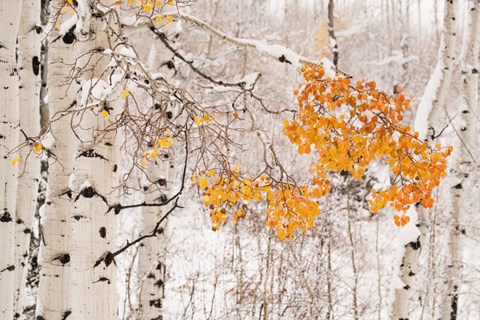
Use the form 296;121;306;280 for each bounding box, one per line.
285;64;452;225
192;167;329;240
193;64;452;238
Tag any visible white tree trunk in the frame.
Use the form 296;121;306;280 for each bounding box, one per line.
35;0;79;318
441;1;480;319
69;4;119;319
138;38;176;319
392;0;458;319
0;1;23;318
14;0;42;316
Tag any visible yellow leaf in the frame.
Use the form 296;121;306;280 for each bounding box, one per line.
155;16;163;23
141;157;147;167
33;143;43;153
199;177;208;189
166;15;174;22
67;0;73;5
151;149;159;158
203;195;211;203
11;155;21;166
101;110;109;118
158;137;172;148
168;0;173;5
144;4;153;11
55;22;61;30
120;89;129;99
194;116;203;126
232;164;240;174
208;169;215;176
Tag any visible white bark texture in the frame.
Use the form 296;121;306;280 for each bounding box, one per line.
138;39;176;319
69;4;119;319
35;0;79;318
392;0;458;319
14;0;42;315
0;1;23;318
441;1;480;319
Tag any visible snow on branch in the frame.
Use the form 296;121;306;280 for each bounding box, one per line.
148;13;348;77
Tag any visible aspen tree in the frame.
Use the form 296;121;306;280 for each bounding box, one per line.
392;0;458;319
68;1;120;318
441;1;480;318
35;0;79;317
14;0;42;316
0;0;23;318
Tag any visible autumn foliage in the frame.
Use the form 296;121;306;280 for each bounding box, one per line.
192;64;452;238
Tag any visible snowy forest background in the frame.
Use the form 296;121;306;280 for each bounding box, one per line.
1;0;480;319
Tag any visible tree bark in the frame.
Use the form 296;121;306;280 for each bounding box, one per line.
14;0;42;316
0;0;23;318
392;0;458;319
68;4;119;319
138;36;176;319
35;0;78;318
327;0;339;68
441;1;480;319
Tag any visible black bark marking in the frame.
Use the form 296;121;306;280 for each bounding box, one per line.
94;251;115;268
0;211;12;222
159;194;168;203
406;237;421;250
32;56;40;76
62;25;76;44
453;183;463;190
1;265;15;273
81;186;95;198
166;111;173;119
156;262;163;271
113;204;122;215
16;218;23;224
36;316;46;320
62;310;72;320
154;103;161;110
155;279;164;287
99;226;106;238
72;214;85;220
450;286;458;320
156;178;166;186
77;149;107;160
113;164;117;173
74;186;109;205
54;253;70;265
147;272;155;279
403;285;410;290
149;299;162;308
278;55;292;64
93;277;111;284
